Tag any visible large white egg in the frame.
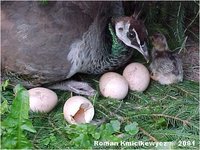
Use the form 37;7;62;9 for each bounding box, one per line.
123;63;150;92
63;96;94;124
28;87;58;113
99;72;129;100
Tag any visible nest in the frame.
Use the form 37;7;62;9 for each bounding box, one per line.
180;39;199;82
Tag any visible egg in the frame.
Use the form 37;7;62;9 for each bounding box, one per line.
63;96;94;124
28;87;58;113
99;72;129;100
123;63;150;92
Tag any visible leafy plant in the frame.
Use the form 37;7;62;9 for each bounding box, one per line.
63;120;139;149
1;80;14;121
124;122;139;135
1;84;36;149
0;100;9;116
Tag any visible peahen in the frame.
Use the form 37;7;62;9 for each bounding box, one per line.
1;1;149;96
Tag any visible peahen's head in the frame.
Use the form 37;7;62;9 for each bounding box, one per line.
113;14;149;62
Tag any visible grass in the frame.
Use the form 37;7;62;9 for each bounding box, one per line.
1;56;199;149
9;77;197;149
1;49;199;149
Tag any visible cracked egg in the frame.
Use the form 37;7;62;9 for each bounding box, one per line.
63;96;94;124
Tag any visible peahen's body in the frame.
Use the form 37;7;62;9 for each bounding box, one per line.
2;1;148;95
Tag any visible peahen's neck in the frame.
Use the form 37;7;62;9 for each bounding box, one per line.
108;24;125;56
76;23;133;75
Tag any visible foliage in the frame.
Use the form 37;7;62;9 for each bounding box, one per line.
94;80;199;149
61;120;138;149
3;77;194;149
124;1;199;50
1;72;199;149
1;83;36;149
124;122;139;135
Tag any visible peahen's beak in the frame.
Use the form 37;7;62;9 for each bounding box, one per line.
129;42;150;63
140;43;150;63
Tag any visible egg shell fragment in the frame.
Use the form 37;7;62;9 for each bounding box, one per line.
28;87;58;113
99;72;129;100
63;96;94;124
123;63;150;92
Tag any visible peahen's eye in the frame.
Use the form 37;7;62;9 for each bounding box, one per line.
118;27;123;31
127;31;136;39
